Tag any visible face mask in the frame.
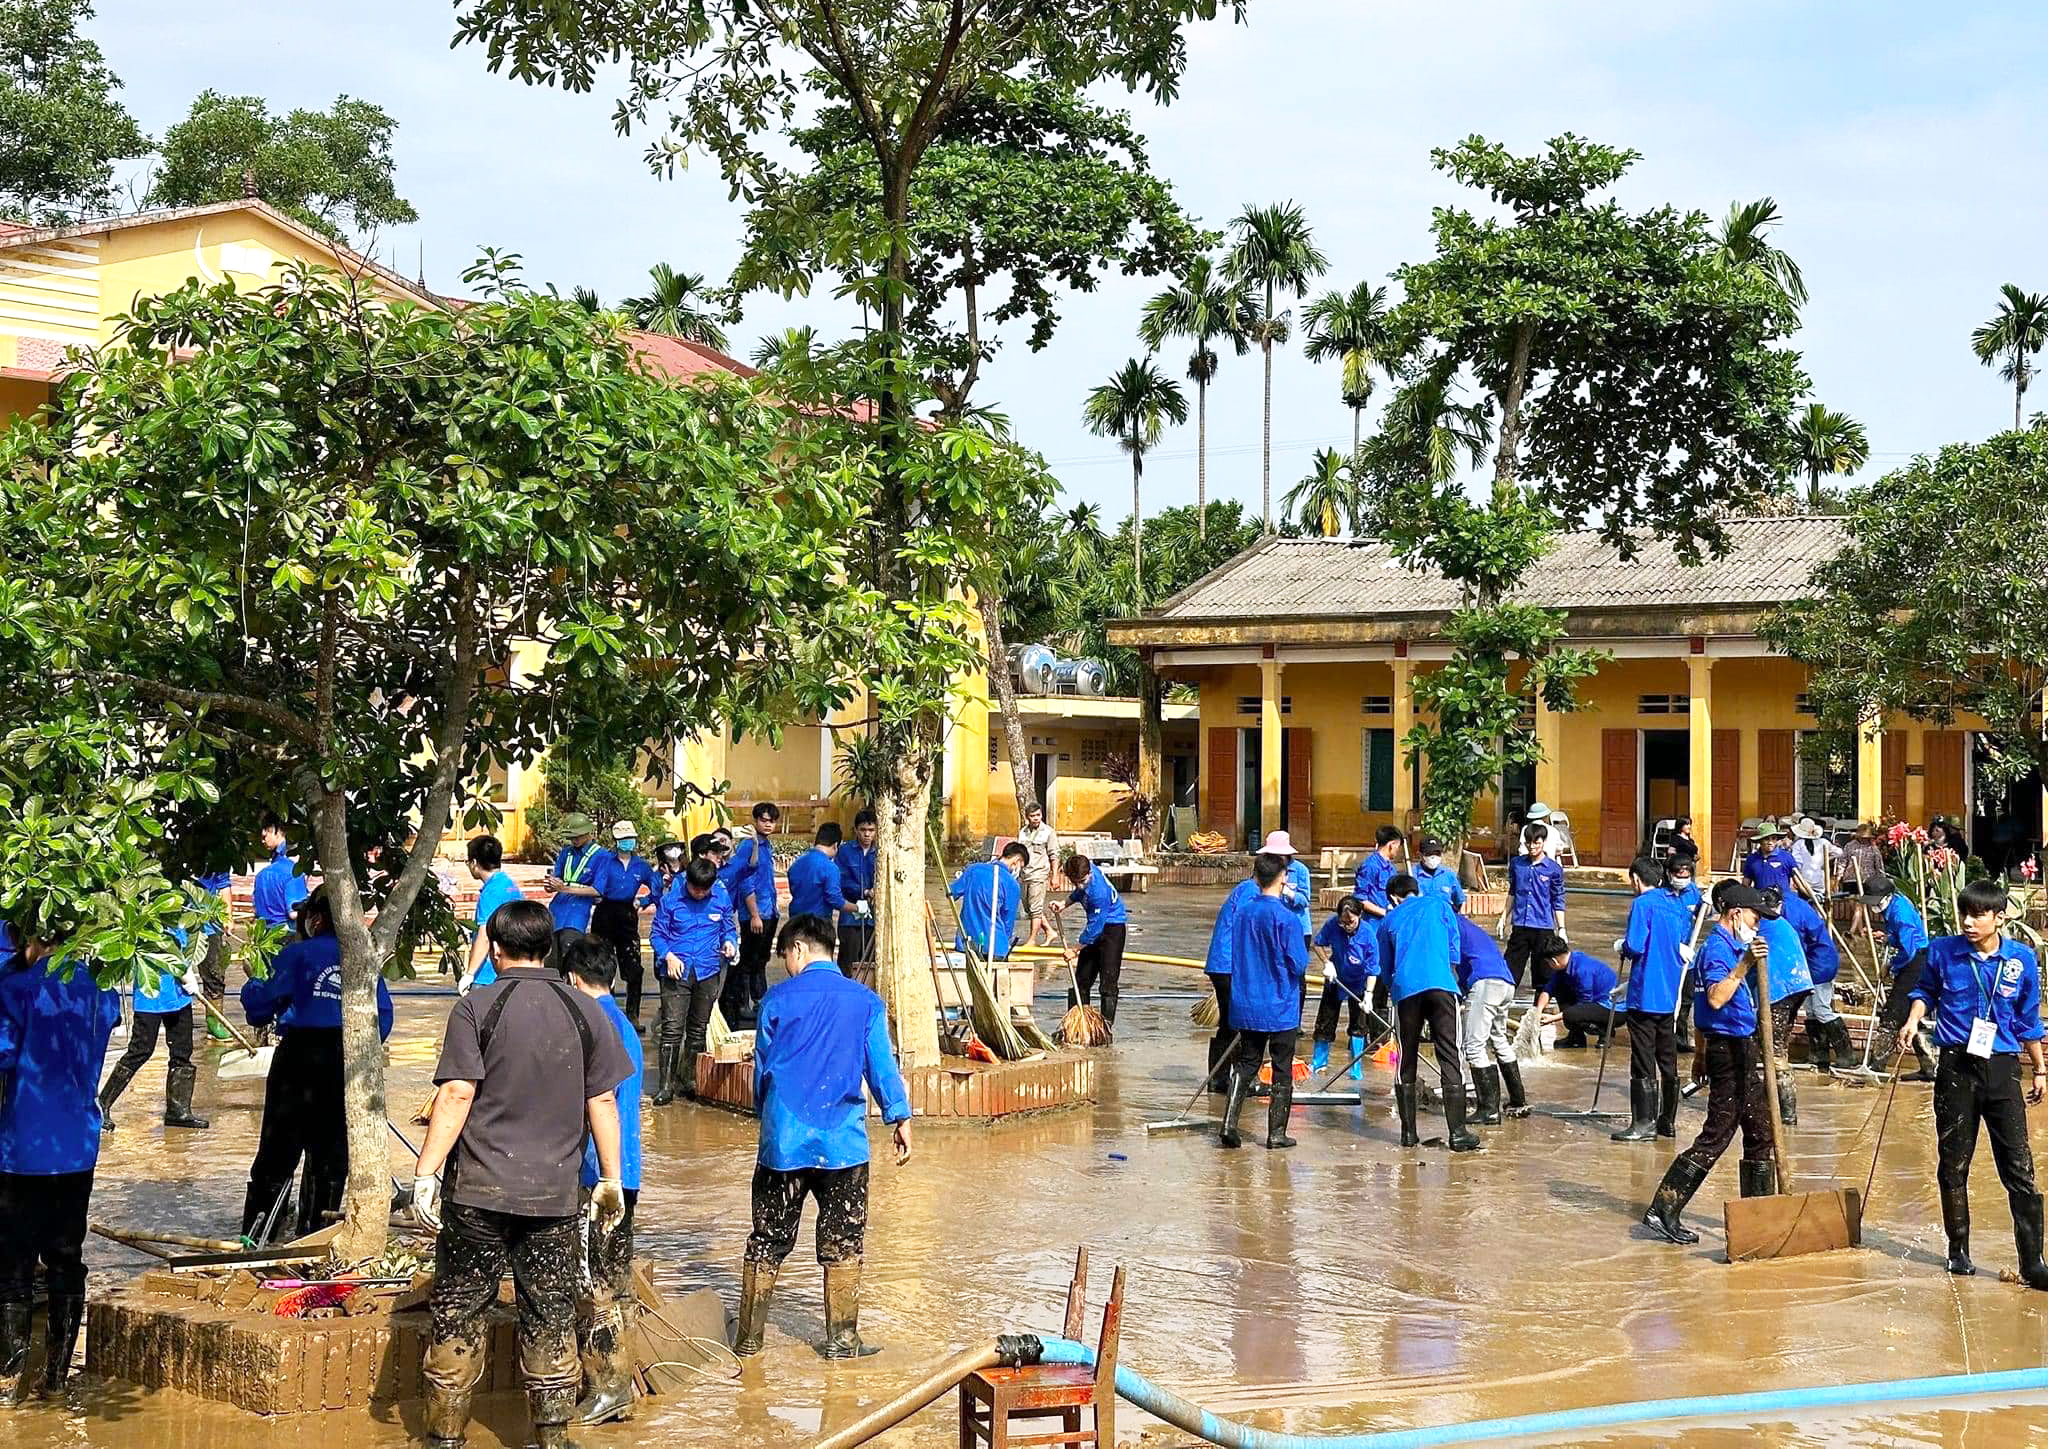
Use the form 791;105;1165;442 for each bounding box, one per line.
1733;922;1757;944
1423;855;1443;870
618;840;638;854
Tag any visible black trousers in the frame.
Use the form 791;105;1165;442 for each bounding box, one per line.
1206;972;1235;1086
1880;952;1935;1060
746;1163;869;1266
241;1027;347;1239
1627;1009;1678;1087
657;966;726;1066
1559;1001;1614;1041
1673;1032;1773;1177
428;1200;581;1392
589;900;645;1021
724;917;779;1019
1935;1049;2039;1217
1311;978;1369;1043
1769;990;1812;1061
1232;1028;1299;1141
1396;989;1463;1095
198;931;228;1000
836;917;875;976
1071;923;1127;1024
1505;926;1555;990
0;1169;93;1301
112;1003;197;1077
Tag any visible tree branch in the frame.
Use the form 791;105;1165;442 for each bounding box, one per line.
75;671;319;744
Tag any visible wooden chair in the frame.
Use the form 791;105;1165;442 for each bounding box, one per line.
959;1246;1122;1449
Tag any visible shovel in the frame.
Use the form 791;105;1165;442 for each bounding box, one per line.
1722;934;1864;1262
203;996;275;1080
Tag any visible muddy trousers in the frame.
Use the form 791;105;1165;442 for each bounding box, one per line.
241;1027;347;1240
1671;1033;1774;1180
1071;923;1126;1024
1461;979;1518;1071
1206;973;1236;1088
579;1188;638;1401
426;1202;581;1439
590;901;645;1022
1396;990;1464;1097
1880;954;1938;1073
102;1004;196;1106
198;930;228;999
745;1164;869;1267
1935;1050;2038;1228
657;966;726;1089
0;1170;91;1303
1505;926;1555;991
1231;1029;1299;1141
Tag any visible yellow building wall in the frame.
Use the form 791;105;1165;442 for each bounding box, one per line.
0;373;49;429
982;718;1200;838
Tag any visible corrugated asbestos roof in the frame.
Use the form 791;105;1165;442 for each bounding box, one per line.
1146;516;1846;622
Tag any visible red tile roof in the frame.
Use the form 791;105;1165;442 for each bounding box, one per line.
627;329;757;382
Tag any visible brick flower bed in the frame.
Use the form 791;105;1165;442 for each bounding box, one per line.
694;1050;1096;1122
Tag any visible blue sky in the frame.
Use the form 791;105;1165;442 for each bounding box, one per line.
90;2;2048;517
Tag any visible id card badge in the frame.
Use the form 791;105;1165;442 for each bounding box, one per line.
1967;1016;1998;1059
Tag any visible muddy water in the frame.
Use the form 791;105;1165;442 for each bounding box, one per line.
17;883;2048;1446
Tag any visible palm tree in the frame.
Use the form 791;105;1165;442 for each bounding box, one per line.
1303;281;1391;449
1790;403;1869;510
750;325;818;371
1382;370;1494;484
1283;448;1360;537
1972;283;2048;430
1138;257;1250;540
1226;202;1328;530
1081;359;1188;601
1714;198;1807;306
622;263;729;350
570;285;604;313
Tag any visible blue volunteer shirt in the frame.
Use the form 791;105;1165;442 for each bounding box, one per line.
197;871;233;937
1742;848;1797;895
649;880;738;980
1910;935;2044;1055
1694;926;1759;1038
133;943;194;1015
952;861;1021;960
731;833;780;921
1228;894;1310;1032
1314;912;1377;991
1669;881;1703;915
581;993;644;1191
1283;859;1313;937
549;841;607;933
240;934;394;1038
468;868;526;990
1377;894;1463;1003
1456;916;1515;991
787;846;848;921
1508;854;1566;931
251;843;309;927
1879;893;1929;975
593;851;658;906
1758;914;1813;1002
1782;892;1839;986
837;841;876;923
754;962;911;1170
1353;852;1398;913
1622;889;1692;1015
1204;877;1261;977
0;954;122;1174
1068;866;1128;947
1414;861;1466;912
1548;950;1619;1008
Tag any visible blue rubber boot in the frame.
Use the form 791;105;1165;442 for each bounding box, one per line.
1349;1036;1366;1080
1310;1039;1330;1073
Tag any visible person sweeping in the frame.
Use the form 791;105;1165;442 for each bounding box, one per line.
1201;859;1265;1092
1058;853;1129;1027
1612;856;1690;1144
98;931;210;1133
1219;853;1308;1151
1860;871;1936;1081
1458;914;1527;1125
1378;874;1478;1152
1308;896;1376;1077
1753;885;1814;1126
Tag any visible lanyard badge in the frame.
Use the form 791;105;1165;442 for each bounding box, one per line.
1968;952;2000;1059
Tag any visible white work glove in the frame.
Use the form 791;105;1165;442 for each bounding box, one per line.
181;971;204;996
591;1178;627;1238
412;1171;444;1231
1679;944;1694;965
1612;938;1626;956
855;901;872;918
1321;961;1338;987
722;939;740;961
1556;927;1569;943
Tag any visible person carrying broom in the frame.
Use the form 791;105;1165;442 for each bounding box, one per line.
1058;853;1129;1028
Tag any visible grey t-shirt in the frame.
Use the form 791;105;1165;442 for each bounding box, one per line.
435;966;634;1217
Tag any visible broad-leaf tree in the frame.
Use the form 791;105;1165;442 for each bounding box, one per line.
1082;357;1188;600
1972;283;2048;431
623;262;729;349
1303;280;1391;449
1138;255;1250;538
148;91;417;244
0;0;148;222
1790;402;1868;510
0;257;850;1257
1226;201;1327;529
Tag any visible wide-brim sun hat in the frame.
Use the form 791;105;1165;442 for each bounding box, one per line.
1258;830;1298;857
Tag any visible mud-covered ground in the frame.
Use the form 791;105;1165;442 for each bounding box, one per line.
16;882;2048;1446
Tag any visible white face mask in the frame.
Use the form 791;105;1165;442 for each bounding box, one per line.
1423;855;1443;871
1733;922;1757;945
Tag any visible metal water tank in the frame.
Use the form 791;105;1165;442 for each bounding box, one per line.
1007;643;1057;695
1051;658;1109;696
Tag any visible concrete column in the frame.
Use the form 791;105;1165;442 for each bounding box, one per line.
676;730;729;839
1260;652;1283;839
1391;657;1415;821
1857;712;1884;826
1533;676;1562;811
1688;655;1714;871
945;676;991;844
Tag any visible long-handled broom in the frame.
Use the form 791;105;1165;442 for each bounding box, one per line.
1049;898;1110;1047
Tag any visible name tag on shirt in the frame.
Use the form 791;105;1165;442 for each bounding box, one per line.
1968;1016;1997;1059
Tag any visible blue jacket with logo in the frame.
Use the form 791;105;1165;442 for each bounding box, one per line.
593;851;658;906
252;843;309;927
1910;934;2043;1055
730;833;781;921
0;954;122;1173
787;847;848;921
1508;854;1566;930
837;842;877;923
754;963;911;1171
1377;894;1463;1003
1622;888;1692;1016
1314;912;1377;991
650;880;738;980
1228;894;1309;1032
241;933;394;1038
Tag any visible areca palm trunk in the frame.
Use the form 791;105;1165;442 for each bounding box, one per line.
2017;358;2028;431
1196;375;1208;540
1261;278;1276;530
1131;445;1144;601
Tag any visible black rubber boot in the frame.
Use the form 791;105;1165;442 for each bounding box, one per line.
1219;1062;1251;1150
1612;1079;1658;1142
1940;1183;1974;1276
818;1261;880;1358
42;1294;83;1396
1395;1084;1420;1147
649;1041;675;1106
1739;1159;1779;1199
1558;1031;1589;1049
0;1301;30;1405
734;1260;777;1357
1775;1073;1797;1128
1443;1081;1481;1152
1643;1156;1709;1245
1835;1018;1859;1067
1470;1065;1503;1126
573;1304;635;1424
164;1063;210;1129
1498;1060;1532;1119
528;1384;581;1449
97;1061;138;1132
1656;1071;1680;1138
679;1044;701;1101
1265;1057;1297;1149
2014;1192;2048;1291
1904;1030;1939;1082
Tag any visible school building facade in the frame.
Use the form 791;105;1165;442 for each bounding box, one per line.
1105;519;2047;872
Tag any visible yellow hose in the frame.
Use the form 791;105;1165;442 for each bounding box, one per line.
805;1344;1001;1449
1009;944;1205;971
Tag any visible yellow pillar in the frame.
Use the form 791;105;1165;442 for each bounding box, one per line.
945;673;991;844
1533;678;1562;813
1260;654;1284;839
676;730;729;839
1390;657;1415;822
502;639;552;853
1856;712;1884;826
1688;655;1714;872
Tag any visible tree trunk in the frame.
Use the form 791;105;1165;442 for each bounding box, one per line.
1481;319;1538;609
873;746;940;1068
1261;280;1276;531
1352;405;1361;453
1137;653;1165;849
2018;362;2027;432
1195;374;1208;540
1131;451;1144;601
979;589;1037;820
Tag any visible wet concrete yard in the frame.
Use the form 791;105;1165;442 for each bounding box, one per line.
22;882;2048;1446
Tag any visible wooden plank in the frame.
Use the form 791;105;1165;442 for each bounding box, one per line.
1712;728;1740;855
1285;727;1313;847
1758;729;1795;818
1723;1187;1863;1262
1204;728;1235;835
1600;729;1637;866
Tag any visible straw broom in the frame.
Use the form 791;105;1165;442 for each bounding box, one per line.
1051;895;1111;1047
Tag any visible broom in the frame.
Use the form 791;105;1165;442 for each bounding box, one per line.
1050;896;1111;1047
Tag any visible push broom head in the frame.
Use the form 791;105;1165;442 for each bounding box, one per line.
1190;989;1220;1028
1059;1000;1112;1047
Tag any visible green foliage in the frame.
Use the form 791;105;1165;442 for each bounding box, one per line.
1082;356;1187;598
1713;197;1807;307
622;262;729;349
833;732;891;809
522;753;670;863
0;0;147;222
1282;447;1361;537
1302;280;1391;437
1764;423;2048;793
1790;402;1869;510
1971;283;2048;429
148;90;416;244
1227;200;1328;525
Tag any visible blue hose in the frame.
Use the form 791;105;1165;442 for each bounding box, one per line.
1033;1336;2048;1447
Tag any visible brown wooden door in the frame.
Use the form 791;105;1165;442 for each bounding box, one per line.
1600;729;1638;866
1758;729;1796;818
1285;727;1313;847
1713;729;1740;866
1925;730;1967;823
1882;732;1907;819
1204;728;1235;835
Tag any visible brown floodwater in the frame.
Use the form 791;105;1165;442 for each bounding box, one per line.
17;882;2048;1447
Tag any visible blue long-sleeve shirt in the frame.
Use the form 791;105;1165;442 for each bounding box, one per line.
1228;894;1309;1032
1911;935;2044;1055
593;851;658;906
754;963;911;1170
730;833;780;920
1377;895;1463;1003
1414;862;1466;912
649;880;737;980
467;868;526;991
1283;859;1313;936
1204;878;1260;978
1879;893;1929;975
240;934;394;1038
0;954;121;1174
197;871;233;937
1622;888;1691;1015
548;841;607;933
1546;950;1619;1009
1508;854;1566;930
581;993;643;1191
1313;912;1377;991
251;843;309;927
1782;892;1839;986
1067;866;1127;947
837;842;876;922
1456;917;1515;991
1353;852;1398;913
133;940;194;1015
1694;926;1759;1038
1757;915;1812;1002
787;847;848;921
951;861;1020;959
